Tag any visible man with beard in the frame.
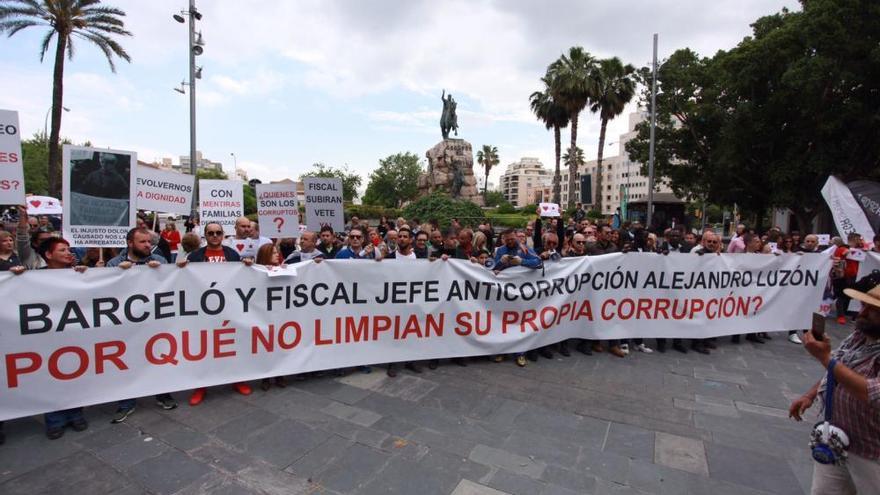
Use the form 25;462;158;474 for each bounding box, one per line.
790;279;880;493
106;228;178;420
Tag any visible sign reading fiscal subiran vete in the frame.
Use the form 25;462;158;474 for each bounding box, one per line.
199;179;243;232
0;109;26;205
0;252;831;420
256;182;300;237
62;145;137;247
303;177;344;232
135;166;195;216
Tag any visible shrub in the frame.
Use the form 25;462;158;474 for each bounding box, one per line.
402;192;485;229
495;201;517;214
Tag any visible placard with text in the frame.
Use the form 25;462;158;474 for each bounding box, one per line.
304;177;344;232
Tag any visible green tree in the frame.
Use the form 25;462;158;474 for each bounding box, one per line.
562;146;586;204
362;152;423;207
484;190;505;207
300;163;362;201
402;192;485;229
546;46;599;206
529;76;569;204
591;57;637;213
196;168;229;180
0;0;132;198
22;134;49;195
475;145;499;199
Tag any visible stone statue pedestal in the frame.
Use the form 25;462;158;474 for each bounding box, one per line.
418;138;484;206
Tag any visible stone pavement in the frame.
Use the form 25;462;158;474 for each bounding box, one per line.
1;322;850;495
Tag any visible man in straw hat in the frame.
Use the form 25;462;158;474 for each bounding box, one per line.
789;274;880;493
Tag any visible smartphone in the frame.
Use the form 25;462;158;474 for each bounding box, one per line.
811;312;826;340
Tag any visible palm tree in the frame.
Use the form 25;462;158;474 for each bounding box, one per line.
0;0;132;198
562;146;586;204
546;46;599;207
529;76;569;205
591;57;636;214
476;145;499;199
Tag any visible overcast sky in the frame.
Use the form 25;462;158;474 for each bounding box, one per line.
1;0;800;191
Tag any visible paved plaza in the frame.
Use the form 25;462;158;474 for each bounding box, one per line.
0;322;847;495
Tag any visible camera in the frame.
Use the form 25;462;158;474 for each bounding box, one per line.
483;258;496;269
548;250;561;262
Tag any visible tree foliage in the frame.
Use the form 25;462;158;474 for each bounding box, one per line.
362;152;423;208
483;190;506;207
530;78;569;204
402;192;485;229
626;0;880;230
475;145;499;198
0;0;132;197
300;163;362;201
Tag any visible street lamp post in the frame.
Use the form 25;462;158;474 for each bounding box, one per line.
647;33;658;231
44;106;69;145
174;0;204;219
230;152;237;179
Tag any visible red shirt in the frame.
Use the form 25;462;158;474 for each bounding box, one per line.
204;247;228;263
161;230;181;251
834;246;860;278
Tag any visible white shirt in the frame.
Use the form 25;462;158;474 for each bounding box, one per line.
224;237;261;259
392;250;417;260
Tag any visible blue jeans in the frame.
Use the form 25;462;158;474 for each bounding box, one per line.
117;398;136;411
44;408;84;430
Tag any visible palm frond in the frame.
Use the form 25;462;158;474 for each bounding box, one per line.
38;26;53;60
0;18;39;35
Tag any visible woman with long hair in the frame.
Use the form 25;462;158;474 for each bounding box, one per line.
161;222;182;262
255;243;287;390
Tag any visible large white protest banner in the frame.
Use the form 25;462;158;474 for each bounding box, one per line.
0;109;26;204
136;166;195;215
199;179;243;232
303;177;344;232
822;176;876;241
62;145;136;247
256;182;300;237
0;253;830;420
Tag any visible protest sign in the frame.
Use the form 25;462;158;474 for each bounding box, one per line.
135;166;195;215
0;252;831;420
0;109;25;204
303;177;344;232
199;179;243;232
538;202;560;217
817;234;831;247
62;145;136;247
25;195;62;216
256;182;300;237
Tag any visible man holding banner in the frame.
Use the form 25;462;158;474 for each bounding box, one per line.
106;227;178;420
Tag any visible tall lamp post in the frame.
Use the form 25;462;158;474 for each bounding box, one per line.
647;33;658;231
230;152;237;179
44;106;69;145
173;0;204;218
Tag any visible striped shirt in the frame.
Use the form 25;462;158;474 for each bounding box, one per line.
819;330;880;459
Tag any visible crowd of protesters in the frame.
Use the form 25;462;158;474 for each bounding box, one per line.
1;201;879;446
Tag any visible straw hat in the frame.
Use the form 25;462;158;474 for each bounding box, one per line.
844;285;880;310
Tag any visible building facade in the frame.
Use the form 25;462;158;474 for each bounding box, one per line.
559;111;675;215
175;150;224;175
499;157;552;208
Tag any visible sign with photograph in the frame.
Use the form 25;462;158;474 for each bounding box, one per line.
538;202;561;217
0;109;26;204
62;145;136;247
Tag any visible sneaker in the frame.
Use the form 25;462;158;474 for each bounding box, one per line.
70;418;88;432
609;346;626;358
788;333;803;344
636;343;653;353
620;344;630;355
46;427;65;440
836;316;846;325
189;388;206;406
234;383;252;396
156;395;178;410
515;355;527;367
111;407;135;424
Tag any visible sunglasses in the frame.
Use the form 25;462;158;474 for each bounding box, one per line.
206;231;223;236
349;235;363;239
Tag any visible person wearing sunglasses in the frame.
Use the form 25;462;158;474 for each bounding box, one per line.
176;222;253;405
